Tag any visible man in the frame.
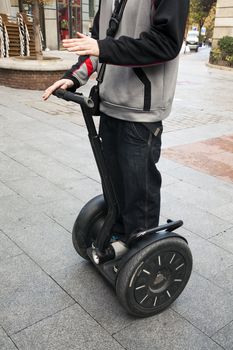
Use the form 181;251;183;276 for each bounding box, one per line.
43;0;189;238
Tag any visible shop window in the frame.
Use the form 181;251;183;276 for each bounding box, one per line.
58;0;81;42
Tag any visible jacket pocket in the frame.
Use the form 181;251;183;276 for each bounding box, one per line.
100;65;145;110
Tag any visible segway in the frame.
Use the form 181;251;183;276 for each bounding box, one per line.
53;89;193;317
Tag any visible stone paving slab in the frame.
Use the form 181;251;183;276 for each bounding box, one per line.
2;215;80;274
35;197;84;232
163;109;233;132
0;327;17;350
209;227;233;255
11;304;124;350
0;254;74;335
0;181;16;198
164;225;233;296
13;137;100;180
162;122;233;148
63;177;102;203
0;194;34;232
5;176;75;206
16;155;87;191
114;308;223;350
161;164;233;197
0;158;37;183
0;230;22;262
182;229;233;282
163;135;233;183
172;272;233;337
158;158;183;172
161;190;233;239
0;136;95;183
160;172;180;187
212;264;233;296
163;180;232;211
208;203;233;224
51;262;135;335
212;321;233;350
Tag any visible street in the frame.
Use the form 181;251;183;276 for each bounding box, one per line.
0;47;233;350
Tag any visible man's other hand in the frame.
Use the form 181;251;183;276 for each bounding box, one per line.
62;32;100;57
42;79;74;101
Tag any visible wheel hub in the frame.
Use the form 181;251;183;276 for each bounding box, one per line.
133;251;187;309
149;269;171;293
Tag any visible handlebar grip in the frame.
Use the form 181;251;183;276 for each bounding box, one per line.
52;89;94;109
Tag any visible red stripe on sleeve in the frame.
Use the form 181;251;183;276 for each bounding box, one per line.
85;57;94;76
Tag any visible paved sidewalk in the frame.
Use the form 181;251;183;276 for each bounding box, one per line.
0;48;233;350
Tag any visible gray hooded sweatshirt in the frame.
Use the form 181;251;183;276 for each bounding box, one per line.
64;0;190;122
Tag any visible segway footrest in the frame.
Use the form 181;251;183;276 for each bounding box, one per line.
127;220;183;245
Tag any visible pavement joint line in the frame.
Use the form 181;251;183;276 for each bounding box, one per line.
11;303;76;337
42;212;73;234
191;269;233;303
111;320;137;338
0;230;98;336
162;216;233;256
1;100;85;139
162;191;233;230
1;144;89;184
171;308;226;349
111;335;128;350
207;225;233;242
47;274;128;347
0;326;20;350
0;151;40;172
182;222;233;242
0;178;23;198
162;166;233;188
210;319;233;341
1;226;126;343
0;155;89;206
0;251;25;262
1;178;73;207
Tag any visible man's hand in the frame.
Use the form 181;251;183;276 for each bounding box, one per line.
42;79;74;101
63;32;100;57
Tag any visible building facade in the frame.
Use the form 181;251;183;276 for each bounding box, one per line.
0;0;99;50
212;0;233;47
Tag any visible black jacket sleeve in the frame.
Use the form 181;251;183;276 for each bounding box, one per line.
98;0;189;66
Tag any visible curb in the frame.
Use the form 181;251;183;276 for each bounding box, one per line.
206;62;233;72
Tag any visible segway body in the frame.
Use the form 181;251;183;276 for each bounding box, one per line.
53;89;193;317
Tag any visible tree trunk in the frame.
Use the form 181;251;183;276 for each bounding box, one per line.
199;20;204;43
32;0;43;60
184;17;189;39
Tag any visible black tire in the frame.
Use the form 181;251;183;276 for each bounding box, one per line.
116;237;192;317
72;195;106;260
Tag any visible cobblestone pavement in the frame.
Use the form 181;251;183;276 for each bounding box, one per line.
0;48;233;350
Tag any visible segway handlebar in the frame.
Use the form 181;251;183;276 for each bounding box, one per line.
53;89;94;109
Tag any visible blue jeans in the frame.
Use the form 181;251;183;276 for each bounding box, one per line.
99;113;163;236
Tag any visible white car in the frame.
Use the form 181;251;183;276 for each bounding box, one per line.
186;31;199;52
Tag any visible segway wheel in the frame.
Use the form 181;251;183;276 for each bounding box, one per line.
72;195;106;260
116;237;192;317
